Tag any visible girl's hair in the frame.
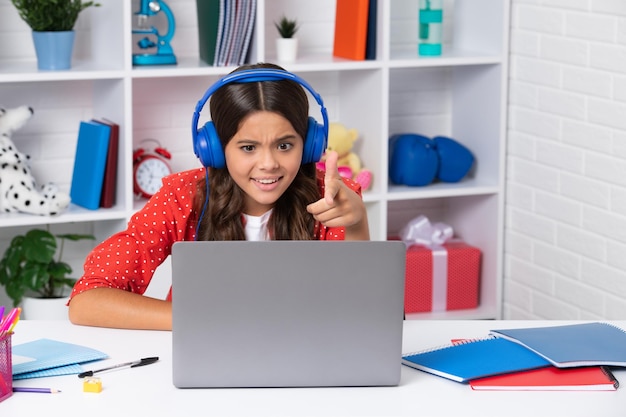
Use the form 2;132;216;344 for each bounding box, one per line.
193;63;320;241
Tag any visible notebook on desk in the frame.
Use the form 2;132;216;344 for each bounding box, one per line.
171;240;406;388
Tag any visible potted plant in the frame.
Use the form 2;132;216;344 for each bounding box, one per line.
10;0;101;70
0;229;95;318
274;15;299;63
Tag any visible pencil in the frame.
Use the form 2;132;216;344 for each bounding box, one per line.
12;387;61;394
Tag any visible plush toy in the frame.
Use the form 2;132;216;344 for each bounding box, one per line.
317;122;372;190
0;105;70;215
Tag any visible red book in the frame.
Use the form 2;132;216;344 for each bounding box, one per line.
470;366;619;391
333;0;370;60
92;118;119;208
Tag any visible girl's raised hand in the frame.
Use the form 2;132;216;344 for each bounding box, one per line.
306;151;369;239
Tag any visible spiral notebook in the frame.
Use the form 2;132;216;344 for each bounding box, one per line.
402;337;551;383
490;322;626;368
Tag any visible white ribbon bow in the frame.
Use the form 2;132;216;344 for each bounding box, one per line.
399;215;453;247
399;215;454;312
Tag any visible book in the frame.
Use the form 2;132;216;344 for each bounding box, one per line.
470;365;619;391
12;338;107;379
92;118;119;208
333;0;370;61
196;0;221;65
239;0;256;65
402;337;551;383
490;322;626;368
216;0;234;66
365;0;377;60
214;0;226;65
13;364;84;380
69;120;110;210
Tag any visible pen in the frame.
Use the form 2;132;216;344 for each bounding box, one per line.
7;307;21;333
78;356;159;378
13;387;61;394
0;307;20;333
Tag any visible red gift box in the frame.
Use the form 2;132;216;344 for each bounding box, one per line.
404;240;481;313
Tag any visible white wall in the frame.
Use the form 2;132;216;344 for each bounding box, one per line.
504;0;626;319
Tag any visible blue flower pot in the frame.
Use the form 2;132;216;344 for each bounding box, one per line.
32;31;75;70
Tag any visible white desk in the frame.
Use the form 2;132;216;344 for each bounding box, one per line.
3;320;625;417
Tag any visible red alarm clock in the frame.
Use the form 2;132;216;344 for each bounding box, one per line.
133;139;172;199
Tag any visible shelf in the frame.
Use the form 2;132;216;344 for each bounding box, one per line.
0;0;510;320
0;205;128;228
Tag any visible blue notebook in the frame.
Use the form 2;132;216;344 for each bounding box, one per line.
70;120;110;210
490;322;626;368
402;337;551;383
12;338;108;379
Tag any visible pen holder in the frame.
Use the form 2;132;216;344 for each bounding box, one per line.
0;332;12;402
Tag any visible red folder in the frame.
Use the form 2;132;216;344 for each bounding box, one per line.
470;366;619;391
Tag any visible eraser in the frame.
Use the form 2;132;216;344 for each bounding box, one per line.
83;376;102;393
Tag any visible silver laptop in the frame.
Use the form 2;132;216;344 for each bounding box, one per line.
171;240;406;388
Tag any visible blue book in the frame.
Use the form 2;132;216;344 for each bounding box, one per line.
70;120;110;210
402;337;550;383
490;322;626;368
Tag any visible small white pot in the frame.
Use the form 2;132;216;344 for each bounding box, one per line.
276;38;298;63
21;296;70;320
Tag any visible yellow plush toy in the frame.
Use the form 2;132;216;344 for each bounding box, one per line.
318;122;372;190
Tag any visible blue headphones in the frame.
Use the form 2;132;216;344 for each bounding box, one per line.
191;68;329;169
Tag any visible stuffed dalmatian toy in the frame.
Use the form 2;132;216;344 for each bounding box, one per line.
0;105;70;215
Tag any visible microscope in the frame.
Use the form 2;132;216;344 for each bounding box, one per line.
132;0;177;65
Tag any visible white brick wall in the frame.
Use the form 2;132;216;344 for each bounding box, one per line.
505;0;626;319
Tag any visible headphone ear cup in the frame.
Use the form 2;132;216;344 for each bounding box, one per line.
195;122;225;169
302;116;327;164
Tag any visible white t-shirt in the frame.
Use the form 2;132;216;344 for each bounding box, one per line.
243;210;272;241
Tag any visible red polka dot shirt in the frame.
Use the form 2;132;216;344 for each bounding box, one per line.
69;168;362;302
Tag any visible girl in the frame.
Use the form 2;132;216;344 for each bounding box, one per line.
68;63;369;330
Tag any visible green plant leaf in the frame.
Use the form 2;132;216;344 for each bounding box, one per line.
4;280;26;308
10;0;100;31
0;242;25;283
23;229;56;263
275;15;299;38
48;261;72;279
21;262;50;291
56;233;96;241
0;228;93;306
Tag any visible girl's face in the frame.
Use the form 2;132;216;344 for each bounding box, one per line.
224;111;304;216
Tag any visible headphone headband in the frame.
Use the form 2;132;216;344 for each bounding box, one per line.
191;68;329;168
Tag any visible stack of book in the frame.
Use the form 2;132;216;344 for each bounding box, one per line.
333;0;377;61
402;322;625;391
196;0;257;67
69;118;119;210
12;339;107;380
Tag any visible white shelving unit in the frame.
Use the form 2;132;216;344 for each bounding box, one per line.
0;0;509;319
